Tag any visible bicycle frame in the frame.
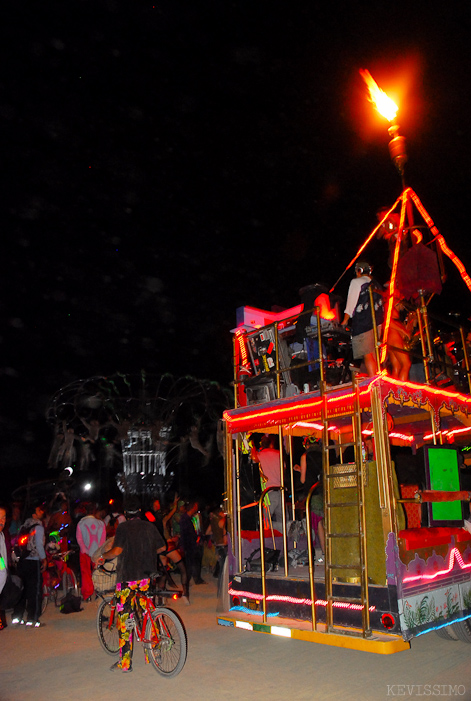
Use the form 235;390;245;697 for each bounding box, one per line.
43;551;77;602
104;589;179;645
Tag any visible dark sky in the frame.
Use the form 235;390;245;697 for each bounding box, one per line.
2;2;471;495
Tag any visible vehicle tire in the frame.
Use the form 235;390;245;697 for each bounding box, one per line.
97;598;119;655
451;619;471;643
63;570;79;597
55;570;79;606
41;584;49;615
144;607;187;677
435;624;459;641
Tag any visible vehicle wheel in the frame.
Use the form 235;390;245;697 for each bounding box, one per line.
97;598;119;655
63;570;79;597
55;570;79;606
451;619;471;643
41;584;49;615
435;624;459;641
144;607;187;677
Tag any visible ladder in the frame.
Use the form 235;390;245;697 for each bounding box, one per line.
321;373;371;637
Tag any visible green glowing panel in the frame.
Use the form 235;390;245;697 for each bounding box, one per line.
426;447;462;523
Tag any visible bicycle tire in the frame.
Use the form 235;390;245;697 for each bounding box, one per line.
54;569;79;606
64;570;79;597
41;584;49;615
435;624;459;641
451;619;471;643
97;598;120;655
144;607;187;677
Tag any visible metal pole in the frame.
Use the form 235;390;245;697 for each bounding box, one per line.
368;285;381;372
459;326;471;394
315;306;325;385
232;336;239;408
416;305;431;385
235;435;242;572
259;488;269;623
279;425;288;577
306;484;318;631
275;321;281;399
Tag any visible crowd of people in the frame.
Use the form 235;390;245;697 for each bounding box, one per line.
0;492;228;656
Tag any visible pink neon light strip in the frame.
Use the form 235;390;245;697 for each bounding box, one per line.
228;587;375;611
371;374;471;405
403;547;471;583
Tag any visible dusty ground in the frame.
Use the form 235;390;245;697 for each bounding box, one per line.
1;575;471;701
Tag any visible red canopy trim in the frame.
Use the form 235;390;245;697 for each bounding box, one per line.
223;375;471;435
378;376;471;429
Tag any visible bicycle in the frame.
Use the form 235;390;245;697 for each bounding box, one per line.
96;572;187;677
42;549;79;613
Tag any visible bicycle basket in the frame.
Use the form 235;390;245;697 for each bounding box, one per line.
92;562;117;593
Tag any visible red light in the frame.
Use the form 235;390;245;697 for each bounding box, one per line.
235;329;251;375
381;613;396;630
228;588;375;612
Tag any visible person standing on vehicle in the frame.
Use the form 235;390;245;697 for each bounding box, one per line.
251;434;285;526
11;503;47;628
294;436;325;563
99;496;166;673
341;260;384;377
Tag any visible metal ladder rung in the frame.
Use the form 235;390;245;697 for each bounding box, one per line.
320;369;370;637
328;532;360;539
328;595;364;605
326;501;359;508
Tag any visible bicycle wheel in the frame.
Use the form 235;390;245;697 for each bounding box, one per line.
41;584;49;615
144;607;187;677
56;569;80;606
97;598;120;655
63;570;79;597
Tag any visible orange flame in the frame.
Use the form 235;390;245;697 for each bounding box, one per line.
314;293;337;321
360;69;398;122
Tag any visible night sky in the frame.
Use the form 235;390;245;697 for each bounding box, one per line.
2;2;471;496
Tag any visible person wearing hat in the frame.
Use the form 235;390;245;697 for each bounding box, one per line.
100;496;166;673
341;260;384;377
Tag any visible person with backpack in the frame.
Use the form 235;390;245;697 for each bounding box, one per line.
11;503;47;628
